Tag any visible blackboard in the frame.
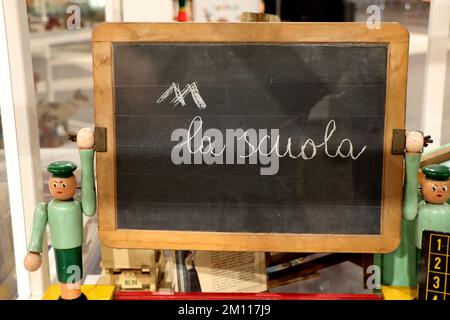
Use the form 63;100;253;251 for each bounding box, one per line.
93;23;409;252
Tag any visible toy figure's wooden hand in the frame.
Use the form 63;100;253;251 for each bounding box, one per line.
77;128;94;149
406;131;424;153
24;252;42;272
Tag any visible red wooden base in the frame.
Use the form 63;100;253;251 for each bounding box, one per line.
114;291;382;300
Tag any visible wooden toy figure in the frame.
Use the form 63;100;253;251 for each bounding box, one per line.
23;128;96;300
177;0;188;22
414;164;450;255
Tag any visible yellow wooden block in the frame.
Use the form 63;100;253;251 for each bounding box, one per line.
43;284;115;300
381;286;417;300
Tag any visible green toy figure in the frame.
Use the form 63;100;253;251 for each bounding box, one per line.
381;131;431;290
414;164;450;255
381;131;450;299
23;128;96;300
177;0;188;22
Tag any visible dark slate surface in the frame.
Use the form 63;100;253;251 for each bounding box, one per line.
113;43;387;235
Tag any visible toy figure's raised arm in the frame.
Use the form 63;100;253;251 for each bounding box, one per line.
77;128;97;217
403;131;425;221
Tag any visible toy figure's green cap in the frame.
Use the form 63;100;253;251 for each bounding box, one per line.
47;161;77;178
422;164;450;181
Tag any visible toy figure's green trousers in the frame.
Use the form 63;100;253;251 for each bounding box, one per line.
28;150;96;283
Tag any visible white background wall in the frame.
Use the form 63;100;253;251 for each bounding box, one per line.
122;0;173;22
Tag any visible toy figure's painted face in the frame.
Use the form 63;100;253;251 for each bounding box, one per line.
422;179;449;204
48;175;77;200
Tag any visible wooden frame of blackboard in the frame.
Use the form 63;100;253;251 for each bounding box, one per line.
92;23;409;253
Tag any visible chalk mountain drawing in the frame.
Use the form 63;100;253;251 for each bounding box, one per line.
156;82;206;110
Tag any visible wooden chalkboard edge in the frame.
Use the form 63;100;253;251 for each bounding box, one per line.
99;230;400;253
92;22;409;44
93;41;117;232
379;27;409;253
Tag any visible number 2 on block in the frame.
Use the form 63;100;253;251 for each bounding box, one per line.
434;257;442;270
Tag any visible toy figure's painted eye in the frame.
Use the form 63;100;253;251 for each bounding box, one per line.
62;184;66;188
432;186;437;192
53;183;57;188
443;186;448;192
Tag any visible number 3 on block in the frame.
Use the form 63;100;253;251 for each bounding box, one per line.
433;276;440;289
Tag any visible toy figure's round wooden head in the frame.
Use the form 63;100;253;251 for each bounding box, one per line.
47;161;78;200
421;165;450;204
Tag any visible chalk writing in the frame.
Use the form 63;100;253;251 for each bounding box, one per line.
171;116;367;176
157;82;206;110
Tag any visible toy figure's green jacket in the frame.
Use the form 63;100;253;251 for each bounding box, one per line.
415;202;450;249
28;150;96;252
